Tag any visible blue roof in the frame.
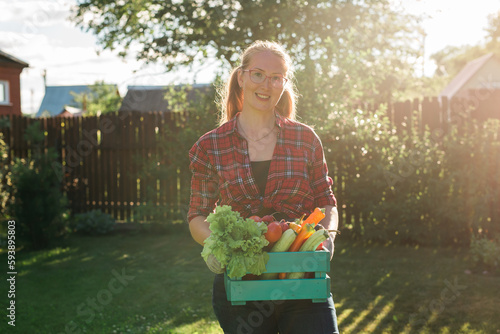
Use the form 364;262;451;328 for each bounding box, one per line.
36;85;92;117
119;84;212;112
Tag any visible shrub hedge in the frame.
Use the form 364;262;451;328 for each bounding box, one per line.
319;107;499;246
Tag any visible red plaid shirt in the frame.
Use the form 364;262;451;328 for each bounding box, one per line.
187;112;336;222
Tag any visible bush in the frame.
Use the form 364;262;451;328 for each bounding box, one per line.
470;235;500;271
6;122;69;249
0;132;9;218
71;210;116;235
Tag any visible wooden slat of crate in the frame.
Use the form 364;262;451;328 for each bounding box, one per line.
224;251;331;305
225;275;330;305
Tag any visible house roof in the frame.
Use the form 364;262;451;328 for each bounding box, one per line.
36;85;92;117
119;84;212;112
0;49;29;68
60;105;85;117
440;53;495;99
36;84;118;117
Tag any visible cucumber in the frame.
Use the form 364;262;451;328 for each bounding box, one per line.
260;229;297;280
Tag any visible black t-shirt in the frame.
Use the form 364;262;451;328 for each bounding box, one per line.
250;160;271;197
250;160;292;221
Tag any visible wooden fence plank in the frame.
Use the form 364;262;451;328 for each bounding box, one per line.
158;113;168;218
91;115;103;213
120;112;131;220
130;112;140;217
11;114;20;159
393;100;412;134
98;115;109;214
16;116;24;159
143;112;155;221
76;115;86;214
111;113;120;218
107;113;119;219
75;117;86;213
422;96;441;132
138;113;146;214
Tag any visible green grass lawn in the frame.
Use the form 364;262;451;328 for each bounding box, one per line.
1;226;499;334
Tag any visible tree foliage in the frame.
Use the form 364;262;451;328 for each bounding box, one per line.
485;10;500;47
71;81;123;116
430;10;500;79
72;0;424;111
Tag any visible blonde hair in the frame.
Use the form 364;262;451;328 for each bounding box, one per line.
218;40;298;125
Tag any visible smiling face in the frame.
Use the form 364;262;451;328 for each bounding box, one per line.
238;51;287;115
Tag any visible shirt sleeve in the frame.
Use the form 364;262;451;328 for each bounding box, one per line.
309;132;337;208
187;139;219;222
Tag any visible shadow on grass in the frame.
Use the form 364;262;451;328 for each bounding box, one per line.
331;236;500;334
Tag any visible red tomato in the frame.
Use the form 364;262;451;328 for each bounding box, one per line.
248;215;262;222
264;222;282;243
261;215;275;223
280;221;290;232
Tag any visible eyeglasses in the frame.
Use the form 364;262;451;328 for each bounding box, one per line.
242;69;288;89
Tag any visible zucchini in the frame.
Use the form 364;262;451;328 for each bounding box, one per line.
287;229;330;279
299;229;329;252
271;229;297;252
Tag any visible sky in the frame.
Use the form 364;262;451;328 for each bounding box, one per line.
1;0;500;115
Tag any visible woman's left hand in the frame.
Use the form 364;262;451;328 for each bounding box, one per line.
318;206;338;261
205;253;225;274
321;233;335;261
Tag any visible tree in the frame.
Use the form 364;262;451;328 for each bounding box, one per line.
430;45;488;79
72;0;423;118
71;81;122;116
485;10;500;47
430;10;500;80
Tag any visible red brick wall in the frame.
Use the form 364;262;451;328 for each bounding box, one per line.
0;66;23;116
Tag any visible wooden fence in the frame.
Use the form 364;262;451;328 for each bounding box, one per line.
1;94;499;222
390;94;500;134
1;111;189;221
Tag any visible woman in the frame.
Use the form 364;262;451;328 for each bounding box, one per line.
188;40;339;334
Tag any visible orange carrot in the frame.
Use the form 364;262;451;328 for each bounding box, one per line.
300;207;326;228
278;272;287;279
287;223;315;252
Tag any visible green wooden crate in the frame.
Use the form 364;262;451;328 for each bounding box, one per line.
224;251;331;305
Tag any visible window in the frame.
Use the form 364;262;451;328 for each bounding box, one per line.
0;81;9;105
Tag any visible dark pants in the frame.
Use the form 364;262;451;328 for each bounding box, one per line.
212;274;339;334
